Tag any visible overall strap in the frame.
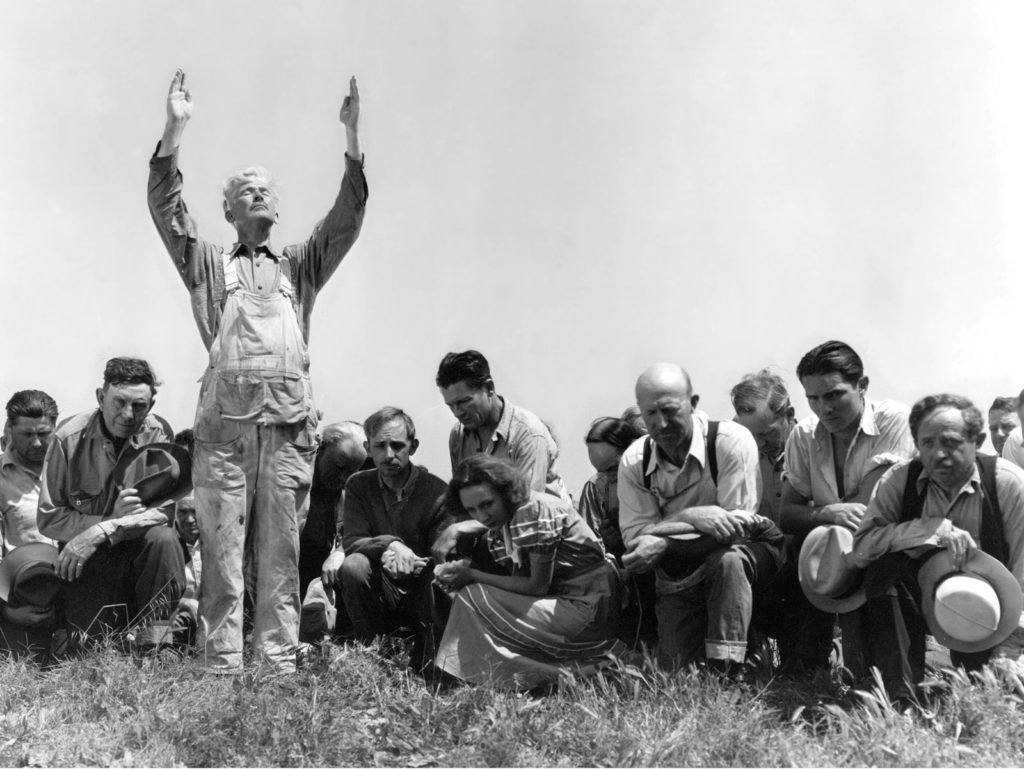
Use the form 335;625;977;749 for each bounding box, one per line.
642;436;653;491
899;459;925;523
641;421;720;490
976;454;1009;565
220;250;240;305
706;420;719;487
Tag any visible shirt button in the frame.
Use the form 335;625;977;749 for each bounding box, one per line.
257;285;263;290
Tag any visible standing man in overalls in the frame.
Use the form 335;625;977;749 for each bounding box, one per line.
147;69;368;674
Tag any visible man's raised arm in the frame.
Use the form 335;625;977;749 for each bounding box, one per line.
157;69;192;157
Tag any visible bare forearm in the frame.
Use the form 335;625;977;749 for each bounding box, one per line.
100;508;173;545
345;127;361;161
158;121;187;157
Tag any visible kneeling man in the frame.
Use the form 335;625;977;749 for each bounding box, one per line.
37;358;186;647
619;363;784;671
853;394;1024;700
322;408;450;666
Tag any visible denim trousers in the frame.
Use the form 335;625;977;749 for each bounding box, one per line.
655;541;781;668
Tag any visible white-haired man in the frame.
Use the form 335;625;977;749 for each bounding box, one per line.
147;70;368;675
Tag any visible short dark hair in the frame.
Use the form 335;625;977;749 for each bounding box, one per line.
909;394;985;443
103;357;161;394
436;350;492;389
585;417;642;452
446;454;530;519
5;390;58;424
731;368;795;419
796;340;864;386
173;428;195;456
364;407;416;442
990;396;1019;414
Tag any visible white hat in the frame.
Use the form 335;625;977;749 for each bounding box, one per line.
798;525;866;613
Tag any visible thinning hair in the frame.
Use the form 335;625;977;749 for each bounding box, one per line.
320;421;365;449
6;390;58;424
620;405;648;436
796;340;864;385
445;454;530;519
436;350;492;389
731;368;794;418
221;167;279;208
909;394;985;443
364;407;416;442
103;357;160;394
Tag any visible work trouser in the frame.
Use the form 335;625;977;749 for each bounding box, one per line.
655;541;781;669
194;421;315;673
62;526;186;641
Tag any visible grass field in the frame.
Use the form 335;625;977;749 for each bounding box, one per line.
1;640;1023;767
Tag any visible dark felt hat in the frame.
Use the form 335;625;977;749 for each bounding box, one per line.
102;442;193;517
0;543;61;607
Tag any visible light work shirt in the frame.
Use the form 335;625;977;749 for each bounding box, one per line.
1003;427;1024;470
784;398;914;505
0;449;56;557
448;398;571;504
617;414;761;547
852;457;1024;658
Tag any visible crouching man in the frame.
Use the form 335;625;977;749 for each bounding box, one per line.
37;358;187;650
321;408;450;669
619;363;784;673
853;394;1024;701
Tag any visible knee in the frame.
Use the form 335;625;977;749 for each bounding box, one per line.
143;525;184;555
707;548;747;582
339;554;374;590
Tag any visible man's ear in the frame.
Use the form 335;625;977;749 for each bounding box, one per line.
858;376;870;393
691;394;700;409
363;440;370;453
484;378;496;396
146;396;156;416
976;432;987;449
409;438;420;456
95;387;104;407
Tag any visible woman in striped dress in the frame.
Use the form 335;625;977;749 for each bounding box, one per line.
432;454;622;689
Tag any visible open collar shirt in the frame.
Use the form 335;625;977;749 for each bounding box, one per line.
448;397;571;504
784;398;915;505
0;448;56;556
853;457;1024;658
1003;427;1024;470
617;414;761;548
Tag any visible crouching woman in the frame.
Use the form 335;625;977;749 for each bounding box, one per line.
431;454;622;688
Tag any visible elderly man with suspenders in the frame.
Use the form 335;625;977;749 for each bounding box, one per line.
147;70;368;674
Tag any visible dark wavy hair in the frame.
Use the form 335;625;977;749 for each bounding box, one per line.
103;357;161;394
435;350;492;390
6;390;58;424
909;394;985;444
585;416;642;452
990;396;1019;414
445;454;530;520
796;340;864;386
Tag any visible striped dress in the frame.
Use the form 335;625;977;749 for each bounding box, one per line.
435;491;622;688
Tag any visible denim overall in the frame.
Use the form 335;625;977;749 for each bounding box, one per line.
193;252;317;673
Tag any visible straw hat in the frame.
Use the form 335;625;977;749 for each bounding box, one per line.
798;525;866;613
0;543;60;607
919;549;1023;653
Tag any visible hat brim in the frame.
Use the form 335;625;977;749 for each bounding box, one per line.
919;549;1023;653
102;442;193;517
0;543;60;602
798;526;867;614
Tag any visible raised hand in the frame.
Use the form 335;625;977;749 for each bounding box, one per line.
166;69;193;125
339;76;359;131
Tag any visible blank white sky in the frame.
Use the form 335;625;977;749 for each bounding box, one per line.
3;1;1024;493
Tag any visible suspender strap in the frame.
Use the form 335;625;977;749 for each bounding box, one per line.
219;250;298;310
640;421;720;491
900;456;1008;565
